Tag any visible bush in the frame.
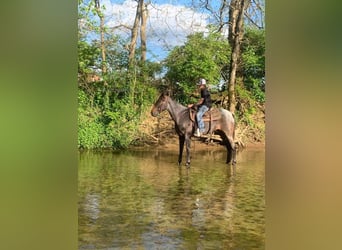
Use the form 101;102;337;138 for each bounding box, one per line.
78;79;157;149
78;119;107;149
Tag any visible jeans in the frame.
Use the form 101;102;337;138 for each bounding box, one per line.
196;105;209;132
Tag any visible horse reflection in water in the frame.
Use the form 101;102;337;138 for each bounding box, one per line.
151;91;236;166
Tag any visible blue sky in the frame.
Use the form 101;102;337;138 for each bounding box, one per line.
81;0;264;61
100;0;210;61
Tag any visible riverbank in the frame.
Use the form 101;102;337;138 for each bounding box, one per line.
131;128;264;152
132;108;265;152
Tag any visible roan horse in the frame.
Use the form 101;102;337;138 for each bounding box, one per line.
151;91;236;166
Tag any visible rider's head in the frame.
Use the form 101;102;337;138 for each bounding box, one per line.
197;78;206;86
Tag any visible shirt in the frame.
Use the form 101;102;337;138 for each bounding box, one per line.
200;87;212;108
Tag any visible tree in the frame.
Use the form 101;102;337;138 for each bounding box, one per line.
198;0;264;32
140;1;148;63
195;0;264;111
128;0;142;66
77;0;160;149
241;28;265;102
244;0;265;29
94;0;107;74
128;0;148;65
227;0;248;113
165;32;230;103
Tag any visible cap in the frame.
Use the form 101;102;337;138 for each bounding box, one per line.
197;78;206;85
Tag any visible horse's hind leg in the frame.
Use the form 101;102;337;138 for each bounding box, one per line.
185;135;191;167
232;145;237;165
178;135;185;166
226;139;236;165
226;143;232;164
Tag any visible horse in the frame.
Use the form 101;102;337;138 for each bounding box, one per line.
151;91;237;166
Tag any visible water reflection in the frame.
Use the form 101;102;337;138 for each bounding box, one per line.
79;148;265;249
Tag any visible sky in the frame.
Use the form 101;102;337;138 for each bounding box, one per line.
100;0;210;61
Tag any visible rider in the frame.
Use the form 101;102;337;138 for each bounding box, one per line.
188;78;212;137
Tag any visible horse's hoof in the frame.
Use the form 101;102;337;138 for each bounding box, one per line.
226;161;236;166
185;162;191;168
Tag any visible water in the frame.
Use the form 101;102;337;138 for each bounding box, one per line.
79;147;265;249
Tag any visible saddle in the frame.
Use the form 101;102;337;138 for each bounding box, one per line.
189;107;222;123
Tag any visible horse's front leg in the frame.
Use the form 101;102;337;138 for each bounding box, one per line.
232;145;237;165
185;135;191;167
178;135;185;166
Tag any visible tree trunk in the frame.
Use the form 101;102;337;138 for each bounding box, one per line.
140;1;147;63
128;0;142;67
100;14;106;74
227;0;247;113
94;0;107;74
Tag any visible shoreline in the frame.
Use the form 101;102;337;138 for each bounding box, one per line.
130;138;265;152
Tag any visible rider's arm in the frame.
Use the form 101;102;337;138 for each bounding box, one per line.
196;98;204;105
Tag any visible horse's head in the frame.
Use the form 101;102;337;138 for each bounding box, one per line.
151;91;170;117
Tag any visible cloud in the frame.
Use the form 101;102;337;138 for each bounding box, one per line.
102;0;209;60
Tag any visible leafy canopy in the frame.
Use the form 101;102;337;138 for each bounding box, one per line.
241;28;265;102
165;32;230;103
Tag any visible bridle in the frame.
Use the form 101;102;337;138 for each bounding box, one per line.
157;95;168;114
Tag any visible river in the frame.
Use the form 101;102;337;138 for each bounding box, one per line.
79;146;265;249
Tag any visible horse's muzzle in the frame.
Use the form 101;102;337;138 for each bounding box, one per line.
151;107;159;117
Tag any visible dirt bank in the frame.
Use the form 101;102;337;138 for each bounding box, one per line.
132;108;265;152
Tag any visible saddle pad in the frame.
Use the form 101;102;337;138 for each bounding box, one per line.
189;108;222;122
202;108;221;121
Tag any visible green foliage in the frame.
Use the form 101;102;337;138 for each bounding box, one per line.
246;78;265;102
78;90;109;148
241;28;265;103
164;28;265;106
77;0;265;147
78;75;157;149
165;32;230;103
78;0;100;39
235;83;258;127
104;100;139;148
77;0;162;149
78;40;101;74
102;35;129;71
